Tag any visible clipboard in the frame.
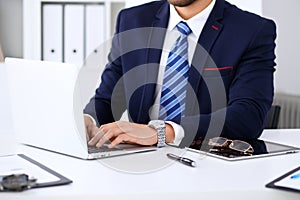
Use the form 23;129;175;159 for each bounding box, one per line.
266;166;300;193
1;154;72;189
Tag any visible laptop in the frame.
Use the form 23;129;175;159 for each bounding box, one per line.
5;57;156;159
187;138;300;161
0;63;16;156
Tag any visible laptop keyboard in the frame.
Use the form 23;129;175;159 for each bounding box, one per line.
88;145;121;154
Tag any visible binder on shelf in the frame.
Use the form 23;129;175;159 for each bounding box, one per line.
85;4;106;61
42;3;107;68
42;4;63;62
64;4;84;68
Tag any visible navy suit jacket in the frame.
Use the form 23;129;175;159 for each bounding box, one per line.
94;0;276;147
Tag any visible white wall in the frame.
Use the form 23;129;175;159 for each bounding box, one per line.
262;0;300;96
227;0;262;15
0;0;23;58
125;0;155;8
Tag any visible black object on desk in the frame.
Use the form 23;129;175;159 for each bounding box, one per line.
0;173;37;191
167;153;196;167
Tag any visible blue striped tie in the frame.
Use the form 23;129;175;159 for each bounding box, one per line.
159;21;191;122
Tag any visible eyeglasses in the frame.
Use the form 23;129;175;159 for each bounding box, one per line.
208;137;254;155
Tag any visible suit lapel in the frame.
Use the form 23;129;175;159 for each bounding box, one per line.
136;1;170;122
186;0;225;115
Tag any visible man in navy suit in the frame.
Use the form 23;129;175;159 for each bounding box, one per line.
85;0;276;149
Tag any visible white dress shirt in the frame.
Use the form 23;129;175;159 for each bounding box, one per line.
149;0;216;146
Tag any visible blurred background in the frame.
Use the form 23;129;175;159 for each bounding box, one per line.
0;0;299;129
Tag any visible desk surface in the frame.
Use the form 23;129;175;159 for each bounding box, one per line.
2;129;300;200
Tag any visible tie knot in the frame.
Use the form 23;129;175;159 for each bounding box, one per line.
176;21;191;36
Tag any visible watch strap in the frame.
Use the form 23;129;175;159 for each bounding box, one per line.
148;120;166;148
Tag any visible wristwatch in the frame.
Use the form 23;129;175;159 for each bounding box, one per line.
148;120;166;148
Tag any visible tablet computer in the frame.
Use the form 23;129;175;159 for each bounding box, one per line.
187;139;300;161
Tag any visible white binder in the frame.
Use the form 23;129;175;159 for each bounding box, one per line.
64;4;84;68
42;4;63;62
85;4;106;61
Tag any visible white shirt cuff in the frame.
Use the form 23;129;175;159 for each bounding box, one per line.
165;121;185;146
84;114;97;126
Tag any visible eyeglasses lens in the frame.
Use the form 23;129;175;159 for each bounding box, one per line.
230;141;251;152
209;137;228;147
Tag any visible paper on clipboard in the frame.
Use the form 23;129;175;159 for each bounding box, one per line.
274;170;300;190
0;155;59;183
266;166;300;193
0;154;72;188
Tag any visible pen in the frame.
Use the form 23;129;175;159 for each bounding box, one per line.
291;173;300;179
167;153;196;167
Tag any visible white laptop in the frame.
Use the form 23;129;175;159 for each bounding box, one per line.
0;63;16;156
5;58;156;159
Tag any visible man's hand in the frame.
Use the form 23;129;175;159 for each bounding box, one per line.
88;121;158;148
84;115;99;142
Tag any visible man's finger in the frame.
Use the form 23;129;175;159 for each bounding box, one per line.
88;128;105;146
95;128;121;148
108;134;128;148
95;133;111;148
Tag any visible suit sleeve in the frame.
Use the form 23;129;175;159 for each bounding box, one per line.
180;19;277;147
94;10;127;125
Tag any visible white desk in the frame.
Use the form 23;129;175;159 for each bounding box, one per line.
2;129;300;200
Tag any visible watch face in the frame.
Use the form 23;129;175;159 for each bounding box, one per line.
150;120;165;128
